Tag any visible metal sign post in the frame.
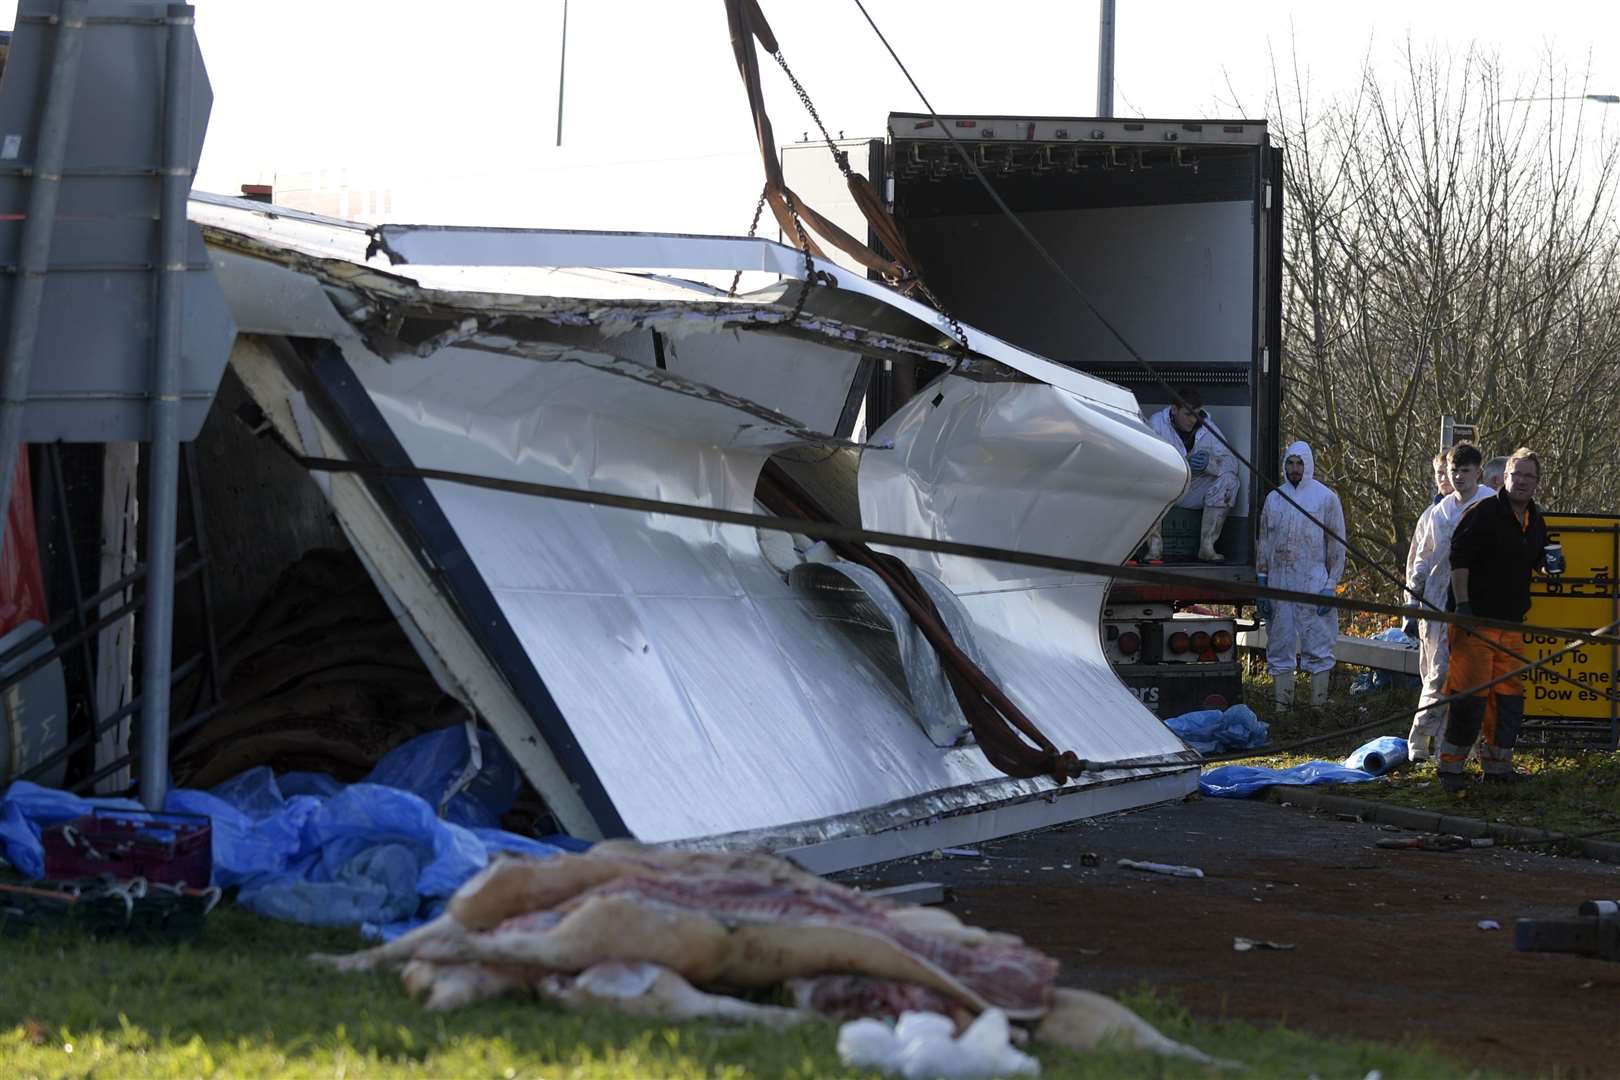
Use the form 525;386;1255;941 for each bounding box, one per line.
0;0;236;808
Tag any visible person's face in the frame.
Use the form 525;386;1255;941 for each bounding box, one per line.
1434;463;1454;495
1482;469;1503;491
1506;458;1540;501
1449;461;1480;499
1172;404;1201;434
1285;456;1304;486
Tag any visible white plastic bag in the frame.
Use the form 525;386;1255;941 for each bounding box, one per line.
837;1009;1040;1080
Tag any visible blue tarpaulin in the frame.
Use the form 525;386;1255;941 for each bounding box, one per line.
1199;735;1411;798
1164;704;1268;754
0;728;570;933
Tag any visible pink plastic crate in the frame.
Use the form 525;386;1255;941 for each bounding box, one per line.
42;808;212;888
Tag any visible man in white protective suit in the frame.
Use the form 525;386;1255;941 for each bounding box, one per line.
1145;386;1239;562
1257;441;1347;707
1401;444;1492;762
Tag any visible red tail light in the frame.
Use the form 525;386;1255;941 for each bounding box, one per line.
1190;631;1211;653
1211;629;1234;652
1117;631;1141;656
1168;631;1190;654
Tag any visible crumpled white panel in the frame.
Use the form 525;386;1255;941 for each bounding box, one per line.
860;374;1189;765
347;339;1191;844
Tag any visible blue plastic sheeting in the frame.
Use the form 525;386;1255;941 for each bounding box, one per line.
1164;704;1268;754
0;728;570;931
1200;761;1380;798
1199;734;1412;797
1343;736;1409;777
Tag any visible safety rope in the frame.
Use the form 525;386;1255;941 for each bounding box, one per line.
845;0;1593;701
272;447;1620;652
255;427;1618;775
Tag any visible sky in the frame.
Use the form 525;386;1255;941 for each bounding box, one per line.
3;1;1615;234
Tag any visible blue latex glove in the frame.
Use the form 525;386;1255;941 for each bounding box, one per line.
1315;588;1333;616
1187;449;1210;475
1256;573;1273;621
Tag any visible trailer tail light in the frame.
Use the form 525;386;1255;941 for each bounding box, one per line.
1190;631;1211;654
1167;631;1190;655
1211;629;1234;653
1117;631;1141;657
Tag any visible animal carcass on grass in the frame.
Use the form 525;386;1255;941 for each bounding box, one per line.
312;841;1226;1065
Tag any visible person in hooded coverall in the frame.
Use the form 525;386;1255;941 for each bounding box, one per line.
1402;444;1492;762
1145;386;1239;562
1258;441;1347;706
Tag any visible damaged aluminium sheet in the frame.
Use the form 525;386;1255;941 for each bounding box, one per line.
193;195;1196;870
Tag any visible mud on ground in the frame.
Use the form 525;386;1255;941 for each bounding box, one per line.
835;797;1620;1077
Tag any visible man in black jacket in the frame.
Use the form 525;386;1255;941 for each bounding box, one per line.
1439;448;1554;791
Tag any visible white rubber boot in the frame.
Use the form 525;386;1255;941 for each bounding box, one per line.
1273;673;1295;709
1197;507;1228;562
1310;670;1332;706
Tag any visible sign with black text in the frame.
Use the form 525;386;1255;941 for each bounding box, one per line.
1521;514;1620;721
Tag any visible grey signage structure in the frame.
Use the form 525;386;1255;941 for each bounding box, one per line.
0;1;235;808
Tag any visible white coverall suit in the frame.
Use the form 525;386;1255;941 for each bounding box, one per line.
1147;406;1239;560
1402;484;1491;759
1258;441;1347;702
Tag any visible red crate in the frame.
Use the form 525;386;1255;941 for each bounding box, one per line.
42;808;212;889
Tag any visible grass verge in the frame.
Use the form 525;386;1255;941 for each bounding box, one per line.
0;902;1487;1079
1239;666;1620;843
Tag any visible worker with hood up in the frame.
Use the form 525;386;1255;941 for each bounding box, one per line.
1257;441;1347;706
1402;443;1492;762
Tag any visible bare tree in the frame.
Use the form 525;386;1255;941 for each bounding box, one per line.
1269;42;1620;597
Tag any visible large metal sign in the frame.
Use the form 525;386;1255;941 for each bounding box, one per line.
0;0;235;441
1520;513;1620;746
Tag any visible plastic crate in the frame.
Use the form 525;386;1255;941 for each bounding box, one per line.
42;808;212;889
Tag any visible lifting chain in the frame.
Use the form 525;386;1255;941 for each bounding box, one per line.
770;48;971;357
727;185;769;298
772;50;851;179
726;183;821;332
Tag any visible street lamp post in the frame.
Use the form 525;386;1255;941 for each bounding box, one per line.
556;0;568;146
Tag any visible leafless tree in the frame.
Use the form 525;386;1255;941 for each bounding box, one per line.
1268;43;1620;597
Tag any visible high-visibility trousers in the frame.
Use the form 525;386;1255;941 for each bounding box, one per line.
1438;626;1523;777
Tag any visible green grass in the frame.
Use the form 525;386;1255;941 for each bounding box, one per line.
1241;667;1620;841
0;903;1486;1079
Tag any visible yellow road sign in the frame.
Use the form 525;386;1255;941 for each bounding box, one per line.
1521;514;1620;720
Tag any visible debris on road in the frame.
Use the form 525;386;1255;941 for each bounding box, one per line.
1117;858;1205;879
1233;937;1296;952
1376;834;1493;852
1478;920;1501;931
1514;899;1620;961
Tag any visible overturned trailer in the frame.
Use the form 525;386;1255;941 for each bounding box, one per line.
190;192;1198;871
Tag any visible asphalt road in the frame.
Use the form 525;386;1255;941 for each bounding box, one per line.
835;795;1620;1076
